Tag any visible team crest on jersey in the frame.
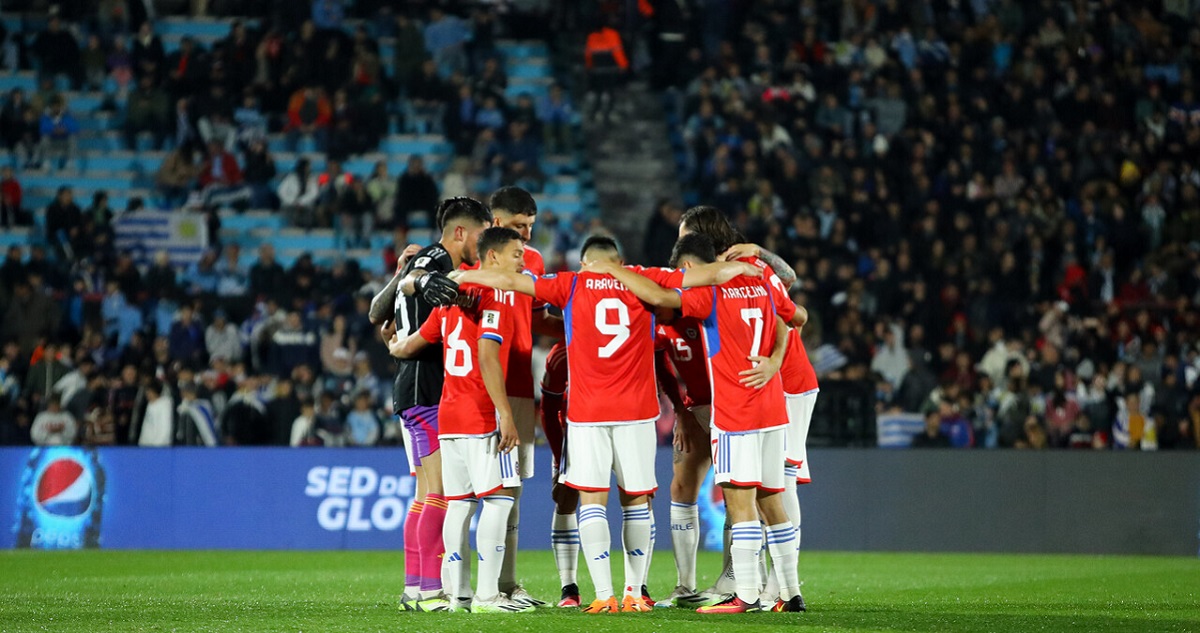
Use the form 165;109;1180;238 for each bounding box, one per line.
686;328;698;339
413;256;431;269
482;310;500;328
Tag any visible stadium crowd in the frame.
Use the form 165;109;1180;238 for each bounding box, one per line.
2;0;1200;452
0;1;597;447
646;0;1200;450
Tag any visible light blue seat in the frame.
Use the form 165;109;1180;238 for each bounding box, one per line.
0;73;37;93
158;19;234;37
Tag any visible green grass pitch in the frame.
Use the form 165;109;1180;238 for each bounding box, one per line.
1;550;1197;632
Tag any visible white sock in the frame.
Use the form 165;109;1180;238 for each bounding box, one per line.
730;521;762;604
551;511;580;587
621;503;652;598
578;504;614;600
766;522;800;600
783;465;801;549
476;495;514;600
442;498;477;601
499;486;521;592
670;501;700;589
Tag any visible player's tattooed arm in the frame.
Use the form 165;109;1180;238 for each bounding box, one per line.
789;304;808;329
588;262;682;307
369;272;403;324
739;316;790;389
720;244;796;288
682;261;763;287
452;270;537;297
479;338;518;453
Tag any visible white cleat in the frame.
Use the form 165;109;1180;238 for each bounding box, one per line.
654;585;714;608
507;585;548;608
472;594;536;613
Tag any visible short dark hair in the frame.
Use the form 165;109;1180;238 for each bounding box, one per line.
437;197;492;231
489;186;537;217
477;226;522;260
679;205;744;253
670;233;717;267
581;235;621;259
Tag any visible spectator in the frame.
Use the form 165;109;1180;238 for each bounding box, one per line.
125;75;170;150
168;304;206;367
176;381;218;447
344;389;380;446
269;312;320;377
0;166;23;228
277;158;321;229
336;177;373;249
136;379;174;447
405;59;448;134
392;13;427;90
81;34;107;90
198;141;251;210
911;410;951;448
249;244;287;302
871;326;908;390
538;83;575;154
31;397;77;446
285;85;332;151
583;16;628;122
242;139;277;209
392;156;439;228
365;160;396;229
642;199;683;267
221;377;269;445
499;119;544;190
205;309;241;363
171;97;199;149
290;396;319;446
165;36;207;102
157;143;199;209
267;378;302;446
424;7;470;76
106;34;134;91
38;95;80;171
44;187;82;259
131;22;165;84
33;16;82;89
1;89;38;167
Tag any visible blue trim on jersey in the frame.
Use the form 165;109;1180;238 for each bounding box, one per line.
562;276;578;347
480;332;504;344
702;286;720;359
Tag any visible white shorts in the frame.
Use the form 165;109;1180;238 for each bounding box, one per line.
785;389;818;483
711;426;786;493
440;434;522;500
400;421;417;476
511;396;536;480
564;420;658;495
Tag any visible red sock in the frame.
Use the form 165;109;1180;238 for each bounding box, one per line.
419;494;448;592
404;501;424;589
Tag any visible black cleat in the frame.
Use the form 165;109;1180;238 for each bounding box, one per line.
771;593;807;612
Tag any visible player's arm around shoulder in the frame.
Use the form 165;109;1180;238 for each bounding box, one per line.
682;260;763;287
388;310;440;358
452;269;537;297
584;261;681;308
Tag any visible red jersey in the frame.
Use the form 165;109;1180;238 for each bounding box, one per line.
743;256;819;395
678;276;788;433
654;319;712;408
461;246;546;399
534;267;684;424
541;340;569;398
417;283;514;437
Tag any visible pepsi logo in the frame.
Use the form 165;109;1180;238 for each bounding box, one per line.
35;458;94;518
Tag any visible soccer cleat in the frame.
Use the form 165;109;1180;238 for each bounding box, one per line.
472;594;536;613
415;593;452;612
508;585;548;608
620;595;653;612
696;595;763;614
771;593;807;612
654;585;713;608
557;583;581;608
640;585;655;607
399;593;418;611
450;597;473;613
581;596;620;614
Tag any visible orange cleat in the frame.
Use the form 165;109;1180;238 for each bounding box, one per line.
582;596;619;614
620;595;653;612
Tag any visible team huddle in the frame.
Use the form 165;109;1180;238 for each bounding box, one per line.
371;188;818;615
